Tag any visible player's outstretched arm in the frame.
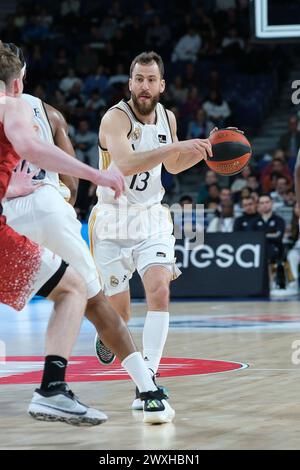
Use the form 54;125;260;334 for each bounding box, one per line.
4;98;124;198
101;108;211;176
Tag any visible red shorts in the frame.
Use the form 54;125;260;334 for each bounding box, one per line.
0;215;61;311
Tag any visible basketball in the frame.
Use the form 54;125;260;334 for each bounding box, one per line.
206;129;252;176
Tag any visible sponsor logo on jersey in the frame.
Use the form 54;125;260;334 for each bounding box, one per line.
158;134;167;143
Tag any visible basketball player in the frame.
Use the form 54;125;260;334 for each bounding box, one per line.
0;46;125;426
89;51;212;410
3;43;175;424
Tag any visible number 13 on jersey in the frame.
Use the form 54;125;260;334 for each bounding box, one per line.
129;172;150;191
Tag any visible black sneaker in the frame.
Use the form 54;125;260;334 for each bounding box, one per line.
131;372;169;410
94;333;116;365
140;389;175;424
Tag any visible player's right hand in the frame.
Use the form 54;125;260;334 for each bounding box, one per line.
178;139;212;160
96;167;125;199
5;161;43;199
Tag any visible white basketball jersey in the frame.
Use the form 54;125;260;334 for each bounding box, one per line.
97;99;173;208
22;93;59;189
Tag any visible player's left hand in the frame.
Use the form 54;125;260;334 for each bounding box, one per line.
209;126;244;136
5;161;43;199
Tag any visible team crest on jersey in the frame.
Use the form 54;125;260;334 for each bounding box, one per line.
110;276;119;287
130;127;141;141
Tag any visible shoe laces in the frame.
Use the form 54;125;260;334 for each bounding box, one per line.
55;382;76;400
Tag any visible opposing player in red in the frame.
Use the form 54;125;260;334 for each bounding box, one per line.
0;46;174;425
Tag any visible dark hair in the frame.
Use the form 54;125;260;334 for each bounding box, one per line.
259;193;272;201
129;51;164;78
180;195;193;204
2;42;25;67
0;44;22;85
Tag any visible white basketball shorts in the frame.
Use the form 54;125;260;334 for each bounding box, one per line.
3;185;101;299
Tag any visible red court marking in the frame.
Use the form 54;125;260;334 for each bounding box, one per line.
0;356;246;385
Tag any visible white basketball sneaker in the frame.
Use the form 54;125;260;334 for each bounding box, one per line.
140;389;175;424
132;372;169;411
28;382;108;426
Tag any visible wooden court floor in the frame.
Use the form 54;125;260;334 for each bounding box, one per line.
1;298;300;450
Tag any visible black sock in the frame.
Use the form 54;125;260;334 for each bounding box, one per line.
40;355;67;391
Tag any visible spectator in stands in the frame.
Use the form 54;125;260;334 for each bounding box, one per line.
49;89;69;116
171;27;202;63
233;196;259;231
73;119;98;167
85;90;106;122
55;47;71;77
270;176;290;209
83;65;108;95
75;44;99;75
107;63;128;88
230;165;251;194
254;194;285;263
202;90;231;127
219;187;232;205
283;189;296;207
251;190;260;206
261;157;292;192
221;27;245;58
206;201;235;232
61;0;81;17
246;173;260;193
169;76;188;106
197;170;219;204
182;63;198;89
278;116;300;163
204;183;220;207
145;16;171;52
60;68;82;94
186;108;214;139
66;81;85;119
180;86;202;120
253;194;286;291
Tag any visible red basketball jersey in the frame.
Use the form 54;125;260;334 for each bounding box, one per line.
0;122;20;207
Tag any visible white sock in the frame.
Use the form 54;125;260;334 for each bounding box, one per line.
121;352;157;393
143;311;169;374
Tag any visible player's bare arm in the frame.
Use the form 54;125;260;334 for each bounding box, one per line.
101;108;212;176
44;103;78;205
163;110;212;174
4;97;124;198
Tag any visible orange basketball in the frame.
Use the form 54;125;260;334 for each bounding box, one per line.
206;129;252;176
